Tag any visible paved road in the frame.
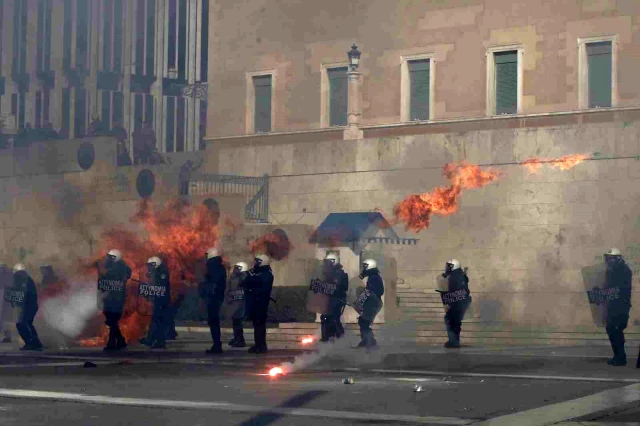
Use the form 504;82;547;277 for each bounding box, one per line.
0;342;639;425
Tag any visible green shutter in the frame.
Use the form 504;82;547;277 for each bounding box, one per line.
409;59;430;121
495;51;518;115
328;67;348;126
587;41;612;108
253;75;272;133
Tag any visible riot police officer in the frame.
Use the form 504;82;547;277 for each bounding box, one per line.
602;248;632;366
357;259;384;349
442;259;471;349
100;249;132;351
199;247;227;355
227;262;249;348
320;253;348;342
13;264;43;351
140;257;171;349
244;254;274;354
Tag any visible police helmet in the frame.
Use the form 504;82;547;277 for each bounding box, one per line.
13;263;26;273
324;253;338;264
206;247;220;260
234;262;249;272
107;249;122;262
363;259;377;270
147;256;162;267
605;248;622;257
446;259;461;271
255;254;271;266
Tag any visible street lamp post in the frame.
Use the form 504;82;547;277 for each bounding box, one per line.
344;44;363;140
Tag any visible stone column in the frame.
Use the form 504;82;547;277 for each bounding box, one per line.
343;70;363;140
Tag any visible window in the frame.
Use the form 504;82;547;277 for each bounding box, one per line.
494;51;518;115
253;75;272;133
587;41;612;108
578;36;617;109
328;67;348;126
245;71;275;134
408;59;431;121
486;46;523;116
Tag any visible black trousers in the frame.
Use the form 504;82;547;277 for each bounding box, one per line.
148;305;170;345
207;299;223;348
104;311;124;347
232;319;245;342
606;309;630;361
444;299;471;344
17;305;41;347
358;317;376;346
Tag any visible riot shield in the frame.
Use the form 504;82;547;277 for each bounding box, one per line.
305;265;338;315
353;288;383;322
135;268;154;317
581;263;607;327
3;286;26;307
95;260;127;312
437;289;469;307
224;288;246;320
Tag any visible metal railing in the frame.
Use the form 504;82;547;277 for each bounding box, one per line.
181;173;269;223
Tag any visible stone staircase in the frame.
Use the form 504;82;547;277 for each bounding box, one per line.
396;280;640;347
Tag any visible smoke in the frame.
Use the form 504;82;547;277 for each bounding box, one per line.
40;284;98;339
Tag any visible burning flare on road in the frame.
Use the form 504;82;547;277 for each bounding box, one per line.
301;336;314;345
269;367;284;377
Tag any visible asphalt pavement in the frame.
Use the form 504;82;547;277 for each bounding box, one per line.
0;339;638;425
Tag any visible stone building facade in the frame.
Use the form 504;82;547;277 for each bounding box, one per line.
203;0;640;333
0;0;209;153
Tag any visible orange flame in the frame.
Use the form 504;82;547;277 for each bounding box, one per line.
301;336;314;345
269;367;284;377
393;162;501;232
76;198;223;347
249;229;292;261
523;154;590;173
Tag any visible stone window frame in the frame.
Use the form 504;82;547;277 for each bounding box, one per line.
320;61;350;128
577;34;619;110
485;44;524;116
400;53;436;122
245;69;276;134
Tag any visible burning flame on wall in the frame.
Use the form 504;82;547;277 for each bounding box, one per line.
393;154;590;232
393;162;502;232
522;154;590;173
74;199;223;346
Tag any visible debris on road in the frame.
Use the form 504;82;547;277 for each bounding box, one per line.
342;377;354;384
83;362;97;368
413;384;425;392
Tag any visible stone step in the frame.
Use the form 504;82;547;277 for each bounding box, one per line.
417;330;640;339
415;336;640;347
416;323;640;333
397;289;441;295
399;306;444;312
398;301;444;308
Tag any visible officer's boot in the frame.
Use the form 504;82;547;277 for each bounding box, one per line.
250;323;268;354
356;318;368;348
115;327;127;350
320;315;330;342
335;318;345;339
230;320;245;348
607;331;626;366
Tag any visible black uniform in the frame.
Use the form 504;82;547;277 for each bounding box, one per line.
100;260;132;350
604;260;632;365
444;268;471;348
228;270;248;347
144;264;171;349
320;264;348;341
14;270;43;351
198;256;227;353
358;268;384;348
244;265;274;353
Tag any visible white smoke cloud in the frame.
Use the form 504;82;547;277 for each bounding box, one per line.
40;285;98;338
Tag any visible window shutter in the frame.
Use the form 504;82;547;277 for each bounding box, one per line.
253;75;272;133
328;67;348;126
409;59;430;121
587;41;612;108
495;51;518;115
